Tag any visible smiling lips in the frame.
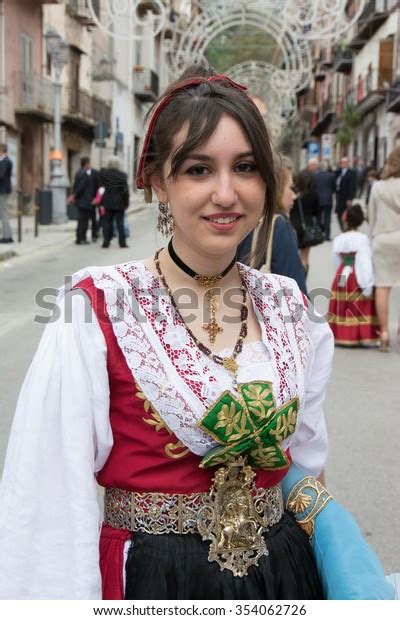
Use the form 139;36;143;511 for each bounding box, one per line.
203;212;242;224
202;213;243;232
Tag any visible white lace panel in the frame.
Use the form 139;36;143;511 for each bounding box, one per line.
72;261;312;457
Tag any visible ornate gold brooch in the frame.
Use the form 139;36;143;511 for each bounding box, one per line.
197;456;282;577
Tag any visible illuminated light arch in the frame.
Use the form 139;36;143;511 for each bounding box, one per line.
225;60;298;139
162;3;313;93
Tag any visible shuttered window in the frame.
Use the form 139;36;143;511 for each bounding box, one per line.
378;38;393;87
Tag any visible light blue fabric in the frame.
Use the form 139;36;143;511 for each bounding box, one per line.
281;465;395;600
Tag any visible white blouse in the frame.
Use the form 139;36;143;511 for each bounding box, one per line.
0;269;333;599
332;231;375;297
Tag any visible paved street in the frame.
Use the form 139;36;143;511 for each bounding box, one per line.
0;208;399;574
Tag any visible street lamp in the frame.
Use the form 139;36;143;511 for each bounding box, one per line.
45;27;69;224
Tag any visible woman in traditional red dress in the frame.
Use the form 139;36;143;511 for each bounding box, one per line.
0;66;393;601
328;204;379;347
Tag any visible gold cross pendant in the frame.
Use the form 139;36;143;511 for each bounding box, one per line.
203;317;223;344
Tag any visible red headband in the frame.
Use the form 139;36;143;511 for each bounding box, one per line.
136;74;249;190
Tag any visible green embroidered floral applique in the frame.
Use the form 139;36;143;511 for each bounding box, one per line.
197;381;299;469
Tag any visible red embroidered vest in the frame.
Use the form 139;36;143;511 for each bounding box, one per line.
76;276;291;494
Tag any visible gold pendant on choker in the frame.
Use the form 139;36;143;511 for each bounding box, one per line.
201;286;223;345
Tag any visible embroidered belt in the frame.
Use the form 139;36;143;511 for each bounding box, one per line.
103;457;284;577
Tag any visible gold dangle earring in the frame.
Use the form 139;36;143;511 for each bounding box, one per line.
157;201;175;237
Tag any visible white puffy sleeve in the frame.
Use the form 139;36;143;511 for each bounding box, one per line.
289;313;334;477
0;292;112;600
332;234;344;271
354;235;375;297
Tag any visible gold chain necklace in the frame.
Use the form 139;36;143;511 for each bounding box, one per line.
167;239;237;345
154;248;248;383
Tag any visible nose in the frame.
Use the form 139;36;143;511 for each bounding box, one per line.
211;172;238;208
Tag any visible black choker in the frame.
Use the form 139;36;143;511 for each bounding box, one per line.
167;238;237;285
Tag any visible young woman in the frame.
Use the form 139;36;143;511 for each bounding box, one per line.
238;160;307;294
328;204;379;347
368;146;400;351
0;67;392;600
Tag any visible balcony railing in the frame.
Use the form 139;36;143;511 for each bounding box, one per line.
356;67;390;101
311;95;335;136
335;88;356;116
13;71;54;120
333;48;353;74
349;0;391;51
335;68;390;118
132;67;159;102
321;96;335;119
67;87;111;128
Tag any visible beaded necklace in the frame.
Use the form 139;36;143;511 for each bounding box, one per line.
154;247;248;383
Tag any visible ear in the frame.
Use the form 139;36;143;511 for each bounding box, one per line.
150;174;168;203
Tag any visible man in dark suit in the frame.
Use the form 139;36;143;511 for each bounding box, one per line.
335;156;357;230
313;160;336;241
353;156;367;197
68;156;98;244
0;143;13;243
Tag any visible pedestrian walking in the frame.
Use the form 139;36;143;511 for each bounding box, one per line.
328;204;379;347
335;156;357;230
99;157;130;248
313;160;336;241
353;156;366;198
238;158;307;294
68;156;98;244
0;143;13;244
368;146;400;352
290;169;321;276
307;157;319;174
0;65;393;601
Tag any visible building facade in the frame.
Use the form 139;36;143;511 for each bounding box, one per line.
43;0;111;192
0;0;58;209
295;0;400;171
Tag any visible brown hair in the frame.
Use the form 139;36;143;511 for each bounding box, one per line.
346;204;364;229
276;156;293;213
381;146;400;180
142;64;277;271
295;169;315;195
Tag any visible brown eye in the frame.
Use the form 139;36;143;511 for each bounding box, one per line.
186;165;210;176
236;162;257;173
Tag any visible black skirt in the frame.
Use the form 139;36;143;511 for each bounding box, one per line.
125;512;323;600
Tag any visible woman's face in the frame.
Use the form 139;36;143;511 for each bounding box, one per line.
279;170;296;215
152;114;266;260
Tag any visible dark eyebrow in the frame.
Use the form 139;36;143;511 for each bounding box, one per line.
186;151;254;161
